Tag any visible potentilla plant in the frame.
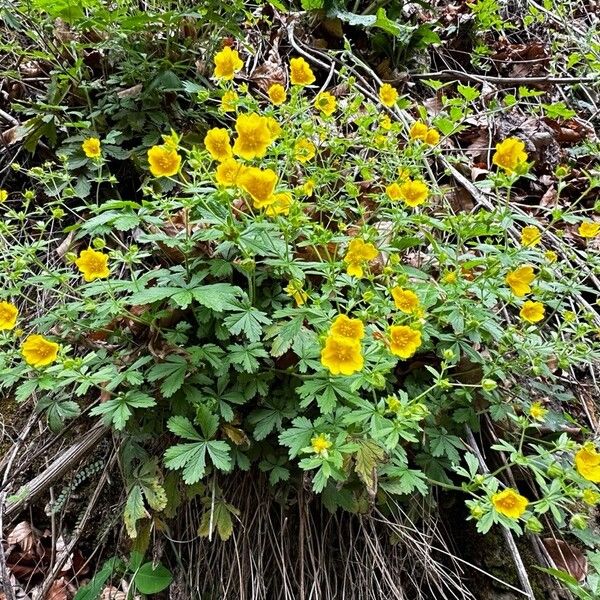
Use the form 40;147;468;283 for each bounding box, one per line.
1;42;600;547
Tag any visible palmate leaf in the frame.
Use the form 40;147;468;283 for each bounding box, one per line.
224;301;271;342
147;355;188;397
165;416;232;484
279;417;315;458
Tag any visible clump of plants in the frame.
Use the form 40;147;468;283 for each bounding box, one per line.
2;40;600;589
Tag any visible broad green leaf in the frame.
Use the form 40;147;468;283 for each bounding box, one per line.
134;562;173;595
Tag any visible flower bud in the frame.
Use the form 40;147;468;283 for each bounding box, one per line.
547;463;563;478
570;513;588;530
442;348;455;361
482;379;497;392
525;516;543;533
470;505;485;520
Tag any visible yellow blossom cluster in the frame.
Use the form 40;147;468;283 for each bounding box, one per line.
321;315;365;375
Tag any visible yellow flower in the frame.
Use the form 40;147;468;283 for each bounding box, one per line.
268;83;286;105
442;270;458;284
330;315;365;341
582;489;600;506
311;433;332;456
265;117;282;142
344;238;378;278
380;115;392;130
505;266;535;297
529;401;548;421
378;83;398;107
320;335;364;375
0;301;18;330
264;192;292;216
545;250;558;263
491;488;529;519
232;113;273;160
220;90;238;112
520;225;541;247
492;137;528;173
82;137;101;158
386;182;402;201
391;287;420;313
575;443;600;483
147;145;181;177
75;248;110;282
303;179;315;197
215;158;246;187
389;325;422;359
398;180;429;207
578;221;600;238
237;166;278;208
0;189;9;202
290;57;315;86
285;280;308;306
204;128;233;162
520;300;545;324
315;92;336;116
409;121;429;141
294;138;316;163
21;334;60;367
424;128;440;145
213;46;243;80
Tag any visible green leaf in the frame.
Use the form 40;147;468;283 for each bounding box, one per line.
124;485;150;538
380;469;428;496
134;562;173;595
227;342;269;373
426;428;464;464
457;84;480;102
73;557;124;600
147;356;188;397
195;405;219;439
354;439;385;493
167;416;202;441
191;283;241;311
248;403;296;441
164;443;207;484
224;302;271;342
198;500;240;541
301;0;324;8
206;440;232;472
90;391;155;431
279;417;315;458
36;396;80;431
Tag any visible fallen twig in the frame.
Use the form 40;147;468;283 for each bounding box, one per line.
410;70;598;85
2;423;109;520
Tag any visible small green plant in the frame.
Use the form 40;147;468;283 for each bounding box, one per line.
73;551;172;600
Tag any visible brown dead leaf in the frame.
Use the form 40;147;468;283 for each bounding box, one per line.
539;186;558;209
7;521;38;552
542;538;587;582
100;587;126;600
117;84;143;99
446;186;475;211
46;577;69;600
2;124;27;145
464;128;491;161
56;231;74;259
249;61;285;93
222;424;250;447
